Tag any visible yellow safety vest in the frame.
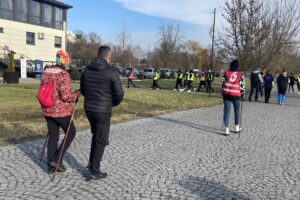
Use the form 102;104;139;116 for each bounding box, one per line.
297;76;300;84
178;72;184;79
153;72;159;80
188;73;195;81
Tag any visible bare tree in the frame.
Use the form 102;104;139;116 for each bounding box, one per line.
157;23;183;68
218;0;300;71
117;21;131;52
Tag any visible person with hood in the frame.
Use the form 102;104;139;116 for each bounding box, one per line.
221;60;245;136
41;50;81;172
206;69;214;93
174;68;184;90
277;69;289;105
248;67;263;101
288;73;295;93
80;46;124;179
263;70;274;103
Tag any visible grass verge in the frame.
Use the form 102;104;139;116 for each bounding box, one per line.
0;83;222;146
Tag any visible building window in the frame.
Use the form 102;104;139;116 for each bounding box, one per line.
15;0;28;22
29;0;40;25
55;36;62;48
54;7;63;30
0;28;3;33
0;0;13;20
26;32;35;45
43;4;53;28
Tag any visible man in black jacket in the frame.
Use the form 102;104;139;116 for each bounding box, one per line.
80;45;124;179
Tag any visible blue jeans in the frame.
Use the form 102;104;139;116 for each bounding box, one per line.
249;83;260;100
223;99;241;127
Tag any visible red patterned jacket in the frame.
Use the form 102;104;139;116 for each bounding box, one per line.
41;66;78;117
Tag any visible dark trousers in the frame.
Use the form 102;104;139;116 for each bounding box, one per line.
206;81;214;93
249;83;259;100
288;84;294;93
45;116;76;164
187;81;193;90
264;87;272;103
128;79;135;88
152;80;159;89
198;81;207;92
86;111;111;173
175;79;183;89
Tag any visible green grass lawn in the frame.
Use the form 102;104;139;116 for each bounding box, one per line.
0;83;222;146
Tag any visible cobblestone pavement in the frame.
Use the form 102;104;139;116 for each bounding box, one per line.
0;93;299;199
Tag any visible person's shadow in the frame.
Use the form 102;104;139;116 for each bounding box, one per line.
18;139;90;179
179;176;251;199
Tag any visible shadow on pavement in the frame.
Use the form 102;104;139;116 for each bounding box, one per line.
179;176;251;200
153;116;224;136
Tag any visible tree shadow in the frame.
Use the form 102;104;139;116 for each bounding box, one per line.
179;176;251;200
153;116;224;136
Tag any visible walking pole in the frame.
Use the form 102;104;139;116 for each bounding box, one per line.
239;96;244;139
40;133;49;161
52;101;76;180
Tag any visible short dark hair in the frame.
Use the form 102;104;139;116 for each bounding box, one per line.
98;45;111;59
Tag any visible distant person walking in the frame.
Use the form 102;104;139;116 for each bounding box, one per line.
221;60;245;136
197;70;207;92
248;67;263;101
206;69;214;93
80;46;124;179
127;68;136;88
152;69;160;90
277;70;289;105
288;73;295;93
174;68;183;90
263;70;274;103
42;50;81;172
187;69;195;92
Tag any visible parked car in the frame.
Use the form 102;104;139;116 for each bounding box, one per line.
143;68;157;79
160;68;172;79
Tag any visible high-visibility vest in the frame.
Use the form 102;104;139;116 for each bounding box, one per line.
188;73;195;81
206;73;214;81
185;72;190;80
153;72;159;80
178;72;184;79
297;76;300;84
128;72;134;80
200;73;206;81
222;71;242;97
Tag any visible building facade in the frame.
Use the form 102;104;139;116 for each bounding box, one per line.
0;0;72;62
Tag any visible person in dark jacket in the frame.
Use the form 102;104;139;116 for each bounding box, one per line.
277;70;289;105
206;69;214;93
174;68;183;90
248;67;263;101
288;73;295;93
221;60;245;136
263;70;274;103
80;45;124;180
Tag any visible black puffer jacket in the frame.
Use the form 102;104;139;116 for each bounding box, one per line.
80;58;124;113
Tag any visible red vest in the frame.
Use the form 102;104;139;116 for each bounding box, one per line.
222;71;241;97
128;72;134;80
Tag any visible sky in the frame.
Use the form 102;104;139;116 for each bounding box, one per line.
63;0;226;50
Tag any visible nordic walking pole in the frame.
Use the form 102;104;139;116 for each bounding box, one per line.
239;96;244;139
52;101;76;180
40;133;49;161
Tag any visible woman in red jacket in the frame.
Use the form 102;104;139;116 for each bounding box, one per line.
41;50;80;172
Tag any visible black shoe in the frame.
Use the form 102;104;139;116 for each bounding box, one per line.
248;97;252;101
88;167;108;180
49;161;67;172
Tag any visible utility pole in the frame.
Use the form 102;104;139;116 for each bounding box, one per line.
209;8;216;97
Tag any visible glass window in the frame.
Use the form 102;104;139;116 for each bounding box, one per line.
43;4;52;27
55;36;62;48
29;0;40;25
54;7;63;30
16;0;28;22
0;0;13;20
26;32;35;45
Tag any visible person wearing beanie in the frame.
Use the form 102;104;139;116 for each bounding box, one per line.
249;67;263;101
277;69;289;105
41;50;81;173
221;59;245;136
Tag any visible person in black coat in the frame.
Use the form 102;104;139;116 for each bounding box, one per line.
277;70;289;105
288;73;295;93
80;45;124;179
263;70;274;103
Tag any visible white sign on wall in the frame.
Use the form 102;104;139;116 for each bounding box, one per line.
20;59;27;78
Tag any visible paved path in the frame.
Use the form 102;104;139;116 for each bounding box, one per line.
0;93;300;199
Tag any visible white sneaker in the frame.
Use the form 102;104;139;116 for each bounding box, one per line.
173;89;177;91
187;90;191;92
179;89;184;92
235;125;242;133
224;127;230;136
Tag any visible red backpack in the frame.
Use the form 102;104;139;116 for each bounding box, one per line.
37;81;54;108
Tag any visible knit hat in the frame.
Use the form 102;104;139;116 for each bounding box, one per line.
56;50;70;66
230;59;239;70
